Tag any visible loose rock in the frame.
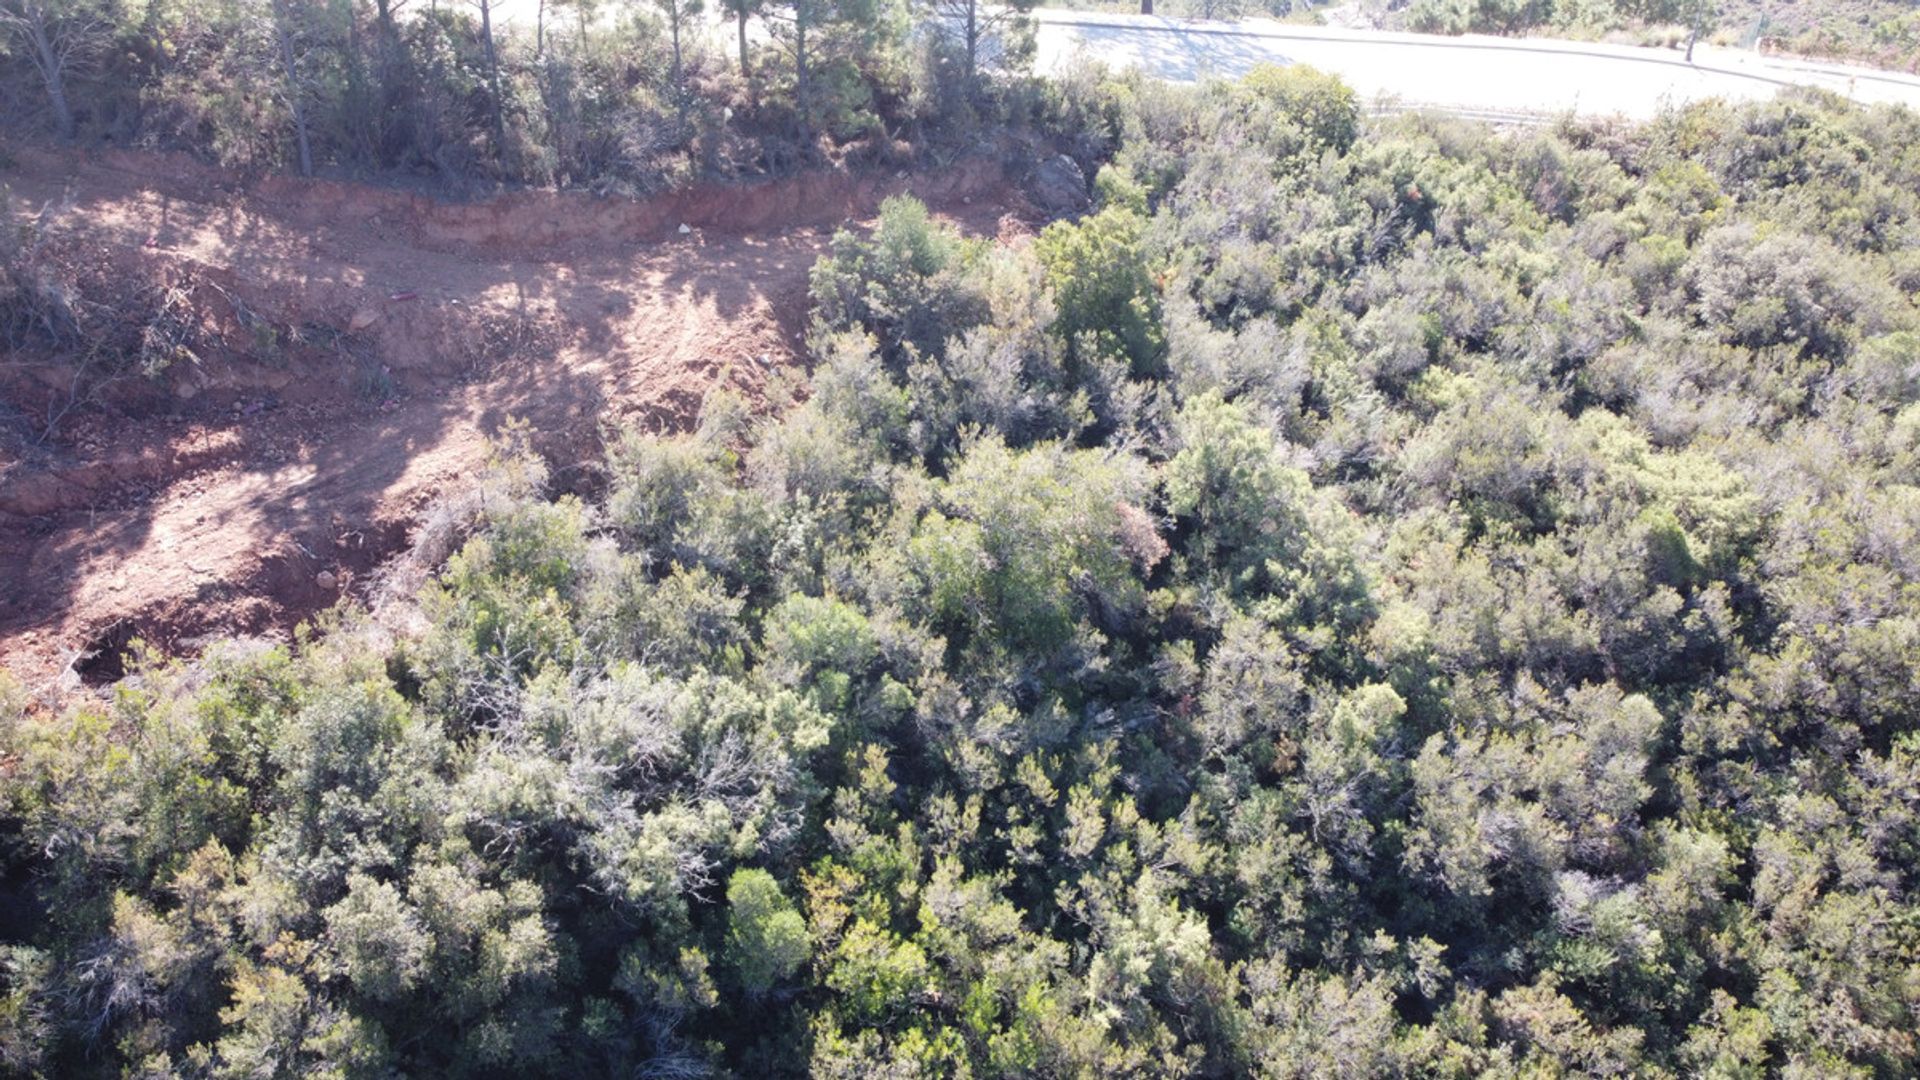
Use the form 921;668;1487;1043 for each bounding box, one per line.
1025;154;1089;216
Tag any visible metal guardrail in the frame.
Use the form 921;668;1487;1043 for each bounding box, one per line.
1366;103;1558;127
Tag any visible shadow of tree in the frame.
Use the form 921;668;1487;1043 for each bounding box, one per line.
1063;21;1292;83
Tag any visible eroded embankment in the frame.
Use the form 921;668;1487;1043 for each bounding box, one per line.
0;147;1027;692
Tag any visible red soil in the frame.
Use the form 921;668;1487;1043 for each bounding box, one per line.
0;147;1028;692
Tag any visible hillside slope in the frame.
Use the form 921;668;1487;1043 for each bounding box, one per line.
0;149;1021;689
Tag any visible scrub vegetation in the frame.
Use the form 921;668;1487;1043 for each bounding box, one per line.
0;0;1039;189
5;59;1920;1080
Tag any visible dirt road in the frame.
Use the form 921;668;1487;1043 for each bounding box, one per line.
0;149;1019;691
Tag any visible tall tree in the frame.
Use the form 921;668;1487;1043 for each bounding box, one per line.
720;0;758;84
367;0;410;165
564;0;599;41
372;0;402;36
653;0;703;110
927;0;1034;87
269;0;316;176
468;0;507;153
1682;0;1715;60
764;0;820;141
764;0;895;147
0;0;114;140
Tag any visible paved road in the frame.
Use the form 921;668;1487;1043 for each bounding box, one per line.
464;1;1920;121
1032;10;1920;119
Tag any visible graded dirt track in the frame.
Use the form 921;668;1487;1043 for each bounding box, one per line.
0;148;1024;692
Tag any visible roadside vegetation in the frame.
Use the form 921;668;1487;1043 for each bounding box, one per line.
1351;0;1920;74
6;55;1920;1080
0;0;1042;191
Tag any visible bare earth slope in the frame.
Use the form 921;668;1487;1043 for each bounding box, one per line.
0;149;1018;690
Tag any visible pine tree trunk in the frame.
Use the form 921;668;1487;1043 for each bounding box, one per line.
738;9;751;78
274;6;314;176
479;0;507;154
796;18;809;148
669;7;687;126
738;8;755;108
27;16;74;141
670;9;683;96
966;0;978;85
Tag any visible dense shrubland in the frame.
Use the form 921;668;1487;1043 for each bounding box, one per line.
7;65;1920;1076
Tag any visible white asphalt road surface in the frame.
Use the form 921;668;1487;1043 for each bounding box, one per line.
1032;10;1920;119
468;1;1920;121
